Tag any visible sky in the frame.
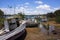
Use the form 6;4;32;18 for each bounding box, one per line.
0;0;60;15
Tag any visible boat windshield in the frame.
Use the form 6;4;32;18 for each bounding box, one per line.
0;18;20;35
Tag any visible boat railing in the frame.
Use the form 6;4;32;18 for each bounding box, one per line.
0;21;26;40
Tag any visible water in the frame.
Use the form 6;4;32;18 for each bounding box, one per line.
39;24;48;34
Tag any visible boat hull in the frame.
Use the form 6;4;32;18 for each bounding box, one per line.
7;29;26;40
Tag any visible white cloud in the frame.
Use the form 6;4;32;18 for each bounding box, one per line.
32;10;48;14
0;4;60;15
0;7;52;15
0;8;14;14
0;6;33;15
25;2;30;5
24;6;29;8
54;7;60;10
35;1;43;4
0;7;25;15
36;4;51;10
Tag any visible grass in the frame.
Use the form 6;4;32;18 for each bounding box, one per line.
25;27;60;40
25;28;47;40
40;20;60;40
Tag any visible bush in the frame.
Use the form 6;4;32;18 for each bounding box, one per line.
0;18;5;29
49;18;55;21
55;16;60;23
43;24;49;30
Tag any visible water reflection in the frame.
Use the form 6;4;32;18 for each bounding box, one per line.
39;24;47;34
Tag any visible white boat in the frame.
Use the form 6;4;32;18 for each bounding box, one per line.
0;17;26;40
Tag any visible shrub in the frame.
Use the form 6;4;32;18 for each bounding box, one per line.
43;24;49;30
55;16;60;23
0;18;5;29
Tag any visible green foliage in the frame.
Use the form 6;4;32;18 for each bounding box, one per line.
0;9;4;18
0;18;5;24
0;9;4;28
48;18;55;21
47;24;49;30
54;10;60;16
55;16;60;23
43;24;49;30
0;18;4;29
47;12;55;18
18;12;25;20
54;9;60;23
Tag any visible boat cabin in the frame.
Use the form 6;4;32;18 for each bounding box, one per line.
0;17;26;40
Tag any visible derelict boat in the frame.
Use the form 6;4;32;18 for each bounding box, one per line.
0;17;26;40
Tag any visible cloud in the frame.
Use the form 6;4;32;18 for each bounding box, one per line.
0;7;53;15
35;1;43;4
36;4;51;10
25;2;30;5
0;7;54;15
0;7;25;15
0;6;33;15
0;4;60;15
0;8;14;14
54;7;60;10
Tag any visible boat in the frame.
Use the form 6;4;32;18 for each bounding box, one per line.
0;17;26;40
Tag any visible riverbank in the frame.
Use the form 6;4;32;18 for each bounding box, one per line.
24;27;60;40
25;28;47;40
